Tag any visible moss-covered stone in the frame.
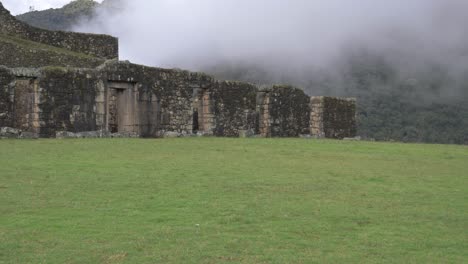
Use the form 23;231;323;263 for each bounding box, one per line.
211;81;258;137
0;34;104;68
311;96;357;139
0;2;117;59
258;85;311;137
0;67;15;127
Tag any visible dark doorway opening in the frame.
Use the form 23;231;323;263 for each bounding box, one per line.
192;109;199;133
108;88;125;133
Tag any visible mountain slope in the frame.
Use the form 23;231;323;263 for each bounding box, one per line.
16;0;100;31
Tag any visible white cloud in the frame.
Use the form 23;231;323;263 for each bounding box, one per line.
78;0;465;70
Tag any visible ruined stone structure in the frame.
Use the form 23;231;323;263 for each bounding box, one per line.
0;3;356;139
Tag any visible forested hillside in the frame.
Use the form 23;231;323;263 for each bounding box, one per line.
207;51;468;144
15;0;468;144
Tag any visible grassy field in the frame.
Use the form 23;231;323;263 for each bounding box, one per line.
1;138;467;263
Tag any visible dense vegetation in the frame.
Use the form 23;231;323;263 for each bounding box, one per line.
1;138;467;263
16;0;468;145
206;53;468;145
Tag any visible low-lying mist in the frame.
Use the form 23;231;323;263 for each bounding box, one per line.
75;0;468;102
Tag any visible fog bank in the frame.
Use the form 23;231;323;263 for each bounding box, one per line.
75;0;468;98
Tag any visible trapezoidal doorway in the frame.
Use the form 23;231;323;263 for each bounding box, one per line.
108;81;137;133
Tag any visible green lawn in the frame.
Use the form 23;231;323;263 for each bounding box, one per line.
1;138;467;263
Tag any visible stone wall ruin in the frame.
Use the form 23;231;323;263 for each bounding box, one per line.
0;3;356;139
1;62;356;139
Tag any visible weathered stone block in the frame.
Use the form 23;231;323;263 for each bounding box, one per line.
0;126;20;137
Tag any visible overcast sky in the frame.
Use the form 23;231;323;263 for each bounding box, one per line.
2;0;467;99
2;0;102;15
71;0;468;72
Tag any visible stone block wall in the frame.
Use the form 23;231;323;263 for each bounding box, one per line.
0;62;357;139
0;2;118;60
207;81;257;137
257;85;311;137
310;96;357;139
0;67;14;127
36;67;100;137
152;71;206;136
0;62;213;138
1;67;106;137
310;96;325;138
104;62;213;136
